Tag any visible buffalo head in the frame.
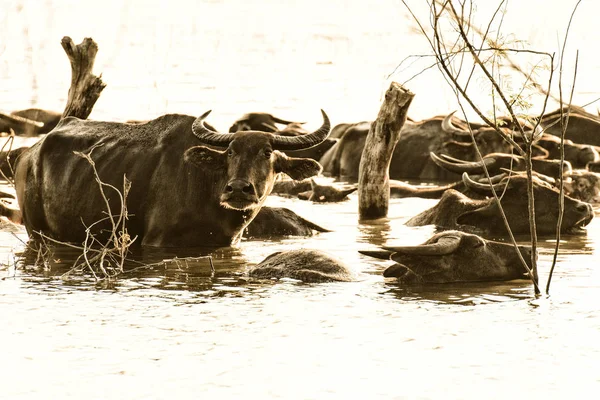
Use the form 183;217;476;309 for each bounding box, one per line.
406;174;594;235
456;173;594;234
360;230;534;284
564;170;600;203
184;110;330;211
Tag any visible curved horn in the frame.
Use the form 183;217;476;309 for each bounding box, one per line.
462;172;507;192
0;112;44;128
270;109;330;151
430;152;497;174
383;234;461;256
532;121;544;139
441;111;470;136
192;110;237;146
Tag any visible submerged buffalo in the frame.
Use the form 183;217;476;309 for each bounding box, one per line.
14;110;331;247
540;107;600;146
360;230;533;285
320;113;516;182
533;134;599;169
249;249;355;282
245;207;329;238
1;108;62;136
272;177;356;202
229;112;302;133
406;174;594;235
430;152;572;180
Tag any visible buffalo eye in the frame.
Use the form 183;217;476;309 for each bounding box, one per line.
228;149;234;157
264;149;273;158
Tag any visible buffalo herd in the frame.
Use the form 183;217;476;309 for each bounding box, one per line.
1;105;599;285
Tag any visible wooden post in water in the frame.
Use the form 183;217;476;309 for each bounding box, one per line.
358;82;414;220
61;36;106;120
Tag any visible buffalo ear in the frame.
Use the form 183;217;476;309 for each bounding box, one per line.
184;146;226;168
274;153;322;180
456;203;498;227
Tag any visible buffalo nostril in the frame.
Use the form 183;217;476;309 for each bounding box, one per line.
225;180;254;195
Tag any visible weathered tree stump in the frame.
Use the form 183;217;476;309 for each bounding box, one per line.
61;36;106;119
358;82;414;220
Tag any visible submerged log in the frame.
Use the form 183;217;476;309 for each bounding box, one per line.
358;82;414;219
61;36;106;119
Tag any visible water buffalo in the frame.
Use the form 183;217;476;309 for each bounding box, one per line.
320;113;516;182
249;249;355;282
532;134;599;169
244;207;329;238
564;170;600;203
228;112;303;133
11;109;62;135
406;174;594;235
389;171;559;200
540;107;600;146
0;147;28;180
14;110;331;247
360;230;533;285
0;109;62;136
229;113;336;162
430;152;572;180
297;178;357;202
272;177;355;202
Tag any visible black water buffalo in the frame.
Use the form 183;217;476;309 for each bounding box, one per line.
389;171;559;200
272;177;356;202
14;110;331;247
430;152;572;180
406;174;594;235
540;107;600;146
328;121;371;139
229;112;302;133
533;134;599;169
360;230;533;285
0;108;62;136
244;207;329;238
272;178;313;196
320;113;516;182
249;249;355;282
0;147;28;180
297;178;357;202
229;113;336;162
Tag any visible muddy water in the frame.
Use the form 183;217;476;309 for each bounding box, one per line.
1;0;600;399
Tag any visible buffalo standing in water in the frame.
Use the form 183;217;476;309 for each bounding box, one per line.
360;230;534;285
13;110;331;247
